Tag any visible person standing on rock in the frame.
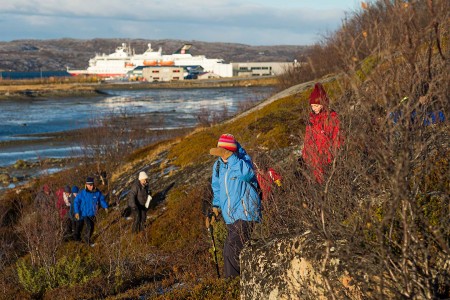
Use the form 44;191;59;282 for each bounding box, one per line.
73;177;108;245
209;134;261;278
128;171;152;233
301;82;343;184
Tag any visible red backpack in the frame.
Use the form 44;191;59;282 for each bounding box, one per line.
256;167;282;201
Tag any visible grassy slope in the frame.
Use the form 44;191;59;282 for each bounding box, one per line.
100;78;343;298
0;78;342;299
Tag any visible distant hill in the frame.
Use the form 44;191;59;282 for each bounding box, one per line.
0;38;309;72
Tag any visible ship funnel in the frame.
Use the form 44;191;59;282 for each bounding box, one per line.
174;44;192;54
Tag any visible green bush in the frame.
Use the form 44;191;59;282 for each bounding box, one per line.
16;259;49;296
208;220;227;273
16;254;101;296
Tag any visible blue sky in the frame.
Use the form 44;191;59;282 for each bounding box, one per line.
0;0;359;45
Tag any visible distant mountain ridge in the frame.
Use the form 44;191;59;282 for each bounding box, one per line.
0;38;309;72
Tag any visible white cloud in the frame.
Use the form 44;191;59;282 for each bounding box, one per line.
0;0;357;45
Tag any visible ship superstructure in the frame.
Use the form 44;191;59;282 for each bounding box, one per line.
68;43;232;78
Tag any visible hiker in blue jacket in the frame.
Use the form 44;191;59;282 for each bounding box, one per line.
209;133;261;278
390;82;445;127
73;177;108;245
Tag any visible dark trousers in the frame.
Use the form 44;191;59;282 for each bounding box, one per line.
223;220;254;278
132;208;147;233
74;216;96;244
62;216;73;240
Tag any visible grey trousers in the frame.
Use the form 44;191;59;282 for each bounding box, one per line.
224;220;254;278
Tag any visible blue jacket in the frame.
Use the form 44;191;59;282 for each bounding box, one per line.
73;188;108;219
390;109;445;126
411;110;445;126
211;145;261;225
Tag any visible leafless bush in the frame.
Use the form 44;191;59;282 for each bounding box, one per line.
196;105;230;127
77;109;160;183
236;90;267;114
197;89;268;127
277;42;342;90
16;198;64;268
259;1;449;298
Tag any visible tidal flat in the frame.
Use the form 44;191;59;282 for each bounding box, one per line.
0;76;277;99
0;83;274;190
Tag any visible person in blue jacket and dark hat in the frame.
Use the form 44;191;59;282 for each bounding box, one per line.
208;133;261;278
73;177;108;245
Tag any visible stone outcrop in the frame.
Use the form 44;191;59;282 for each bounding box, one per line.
0;173;10;184
240;232;363;300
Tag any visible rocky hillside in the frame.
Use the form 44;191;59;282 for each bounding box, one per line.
0;1;447;298
0;38;309;72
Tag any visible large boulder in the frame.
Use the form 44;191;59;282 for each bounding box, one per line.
240;232;363;300
0;173;11;184
14;159;28;169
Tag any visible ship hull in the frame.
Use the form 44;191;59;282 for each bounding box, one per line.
67;43;232;78
68;71;125;78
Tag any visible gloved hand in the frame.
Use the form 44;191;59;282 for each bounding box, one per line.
210;147;233;161
274;179;282;187
212;207;219;217
75;213;80;220
205;207;220;228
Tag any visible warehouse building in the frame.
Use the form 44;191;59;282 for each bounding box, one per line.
142;66;185;82
231;62;293;77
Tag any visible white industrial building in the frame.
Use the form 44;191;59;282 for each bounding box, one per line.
231;62;293;77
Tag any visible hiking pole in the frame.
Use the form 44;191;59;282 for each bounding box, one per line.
206;212;221;278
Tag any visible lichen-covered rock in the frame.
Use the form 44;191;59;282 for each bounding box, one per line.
13;159;28;169
0;173;11;184
240;232;363;300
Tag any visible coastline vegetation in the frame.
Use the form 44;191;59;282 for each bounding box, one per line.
0;0;448;299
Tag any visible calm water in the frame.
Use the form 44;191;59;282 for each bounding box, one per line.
0;87;272;166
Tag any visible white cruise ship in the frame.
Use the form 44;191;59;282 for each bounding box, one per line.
67;43;233;78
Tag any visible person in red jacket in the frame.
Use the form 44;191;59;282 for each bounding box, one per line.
302;82;342;184
56;185;71;219
56;185;72;239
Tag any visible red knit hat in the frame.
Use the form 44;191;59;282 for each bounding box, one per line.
309;82;329;106
217;134;237;152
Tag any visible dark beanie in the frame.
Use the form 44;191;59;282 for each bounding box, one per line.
309;82;329;106
64;185;71;193
86;177;94;184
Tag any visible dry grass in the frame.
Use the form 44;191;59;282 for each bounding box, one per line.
0;1;448;299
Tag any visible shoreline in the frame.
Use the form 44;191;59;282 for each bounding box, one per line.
0;76;278;99
0;125;191;191
0;80;274;190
